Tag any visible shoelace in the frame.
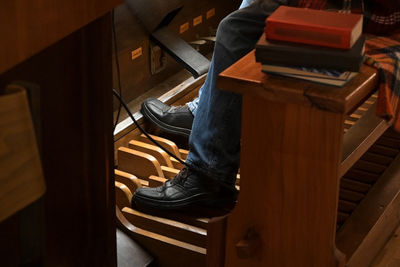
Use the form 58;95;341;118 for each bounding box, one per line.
171;167;189;185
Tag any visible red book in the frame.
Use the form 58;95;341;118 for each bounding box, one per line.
265;6;363;49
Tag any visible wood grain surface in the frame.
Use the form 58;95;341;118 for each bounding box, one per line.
0;0;122;74
0;85;45;222
218;50;378;114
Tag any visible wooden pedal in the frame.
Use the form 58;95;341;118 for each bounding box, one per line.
128;140;173;168
161;166;180;179
115;169;144;193
122;207;207;248
235;174;240;186
337;153;400;266
344;93;377;132
340;178;371;193
369;144;399;157
338;199;357;213
116;209;206;267
362;152;394;166
170;157;185;170
118;147;164;180
115;181;133;209
137;134;183;160
376;136;400;148
179;149;189;160
142;209;211;230
339;189;365;203
148;175;167;187
353;160;387;174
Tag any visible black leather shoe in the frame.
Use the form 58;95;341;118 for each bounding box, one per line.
141;98;194;137
132;167;237;210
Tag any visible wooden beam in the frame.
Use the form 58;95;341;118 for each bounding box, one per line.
341;102;390;176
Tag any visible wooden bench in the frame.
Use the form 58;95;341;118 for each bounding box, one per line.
213;50;400;267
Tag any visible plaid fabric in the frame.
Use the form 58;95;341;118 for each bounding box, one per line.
295;0;400;131
364;0;400;35
296;0;400;33
364;33;400;131
344;1;400;131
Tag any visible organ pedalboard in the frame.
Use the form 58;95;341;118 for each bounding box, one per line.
114;91;400;267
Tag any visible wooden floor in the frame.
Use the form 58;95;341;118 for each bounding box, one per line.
372;223;400;267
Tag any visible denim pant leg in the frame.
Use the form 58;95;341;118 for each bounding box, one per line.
239;0;257;9
187;0;257;115
186;1;288;185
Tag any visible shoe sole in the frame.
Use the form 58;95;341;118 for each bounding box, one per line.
132;192;235;211
141;102;191;138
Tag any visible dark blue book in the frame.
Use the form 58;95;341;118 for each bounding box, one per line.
255;34;365;72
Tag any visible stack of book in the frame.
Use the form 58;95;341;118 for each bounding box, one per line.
255;6;365;87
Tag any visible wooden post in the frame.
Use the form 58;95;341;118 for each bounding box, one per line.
0;4;121;265
224;96;345;266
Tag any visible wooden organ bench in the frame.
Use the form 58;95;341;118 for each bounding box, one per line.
216;50;400;266
114;50;400;266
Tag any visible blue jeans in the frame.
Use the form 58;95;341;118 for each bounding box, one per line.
239;0;257;9
186;0;290;184
187;0;256;115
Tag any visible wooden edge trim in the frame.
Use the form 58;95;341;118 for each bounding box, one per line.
340;102;391;176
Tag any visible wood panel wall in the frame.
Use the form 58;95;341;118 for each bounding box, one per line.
0;4;118;266
112;0;241;107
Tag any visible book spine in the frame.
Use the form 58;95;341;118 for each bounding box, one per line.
255;49;362;72
265;21;352;49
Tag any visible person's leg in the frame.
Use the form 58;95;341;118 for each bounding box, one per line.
186;1;281;184
187;0;257;116
239;0;256;9
140;0;258;138
133;1;289;210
